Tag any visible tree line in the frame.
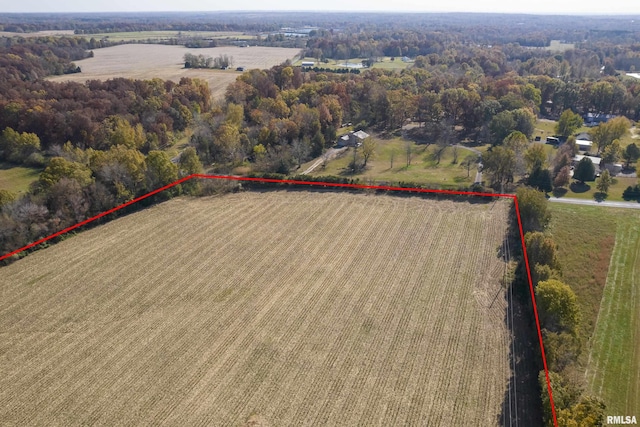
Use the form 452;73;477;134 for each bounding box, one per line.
513;187;605;426
0;39;209;263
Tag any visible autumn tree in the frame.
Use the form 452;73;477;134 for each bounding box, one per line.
178;147;204;195
504;131;529;176
555;109;583;138
596;169;612;194
91;146;147;202
489;110;516;144
0;127;41;165
178;147;204;177
146;150;178;191
98;116;146;150
45;178;89;226
291;138;311;168
525;231;561;284
361;137;377;167
601;139;622;166
516;186;551;233
536;279;581;334
39;157;93;189
553;166;571;188
539;371;581;427
482;146;515;189
589;116;631;154
525;143;547;173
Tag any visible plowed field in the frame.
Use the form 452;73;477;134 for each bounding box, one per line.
0;191;512;426
47;44;300;98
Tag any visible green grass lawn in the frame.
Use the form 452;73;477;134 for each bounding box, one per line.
309;136;488;188
0;162;41;194
551;176;638;202
585;211;640;414
549;204;640;414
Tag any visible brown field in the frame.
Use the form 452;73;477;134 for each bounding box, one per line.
47;44;301;98
0;191;512;426
0;30;76;38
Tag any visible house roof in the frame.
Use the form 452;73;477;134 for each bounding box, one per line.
574;154;601;165
353;130;369;140
576;139;593;147
575;132;591;141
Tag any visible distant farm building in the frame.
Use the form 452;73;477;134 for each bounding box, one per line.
301;61;315;67
584;113;615;127
337;130;370;147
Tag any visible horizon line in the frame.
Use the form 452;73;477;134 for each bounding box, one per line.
1;10;640;17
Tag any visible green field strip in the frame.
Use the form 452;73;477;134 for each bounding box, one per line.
586;215;640;414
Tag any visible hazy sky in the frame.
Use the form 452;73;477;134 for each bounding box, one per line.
2;0;640;15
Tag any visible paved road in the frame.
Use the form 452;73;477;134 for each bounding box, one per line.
548;197;640;209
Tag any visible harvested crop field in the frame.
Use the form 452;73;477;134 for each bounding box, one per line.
47;44;300;98
0;191;512;426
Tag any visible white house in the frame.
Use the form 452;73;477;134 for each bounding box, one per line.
337;130;370;147
572;155;623;176
576;139;594;152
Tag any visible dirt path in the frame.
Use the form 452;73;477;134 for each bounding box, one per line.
301;147;348;175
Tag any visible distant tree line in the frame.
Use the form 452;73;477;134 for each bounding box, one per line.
303;66;361;74
184;53;233;69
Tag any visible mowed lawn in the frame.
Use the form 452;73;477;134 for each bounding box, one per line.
586;211;640;414
0;162;41;194
549;204;640;413
47;44;301;99
0;191;512;426
308;136;488;188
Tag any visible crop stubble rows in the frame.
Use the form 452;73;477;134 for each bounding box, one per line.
47;44;301;99
0;191;511;426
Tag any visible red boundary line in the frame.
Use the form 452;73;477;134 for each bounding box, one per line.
0;174;558;426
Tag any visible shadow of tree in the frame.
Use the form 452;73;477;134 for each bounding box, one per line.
569;182;590;193
593;191;608;202
552;187;568;198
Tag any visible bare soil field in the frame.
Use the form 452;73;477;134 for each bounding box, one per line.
0;30;76;37
47;44;301;98
0;191;512;426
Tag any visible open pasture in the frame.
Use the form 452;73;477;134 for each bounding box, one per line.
0;191;512;426
47;44;300;98
550;204;640;414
